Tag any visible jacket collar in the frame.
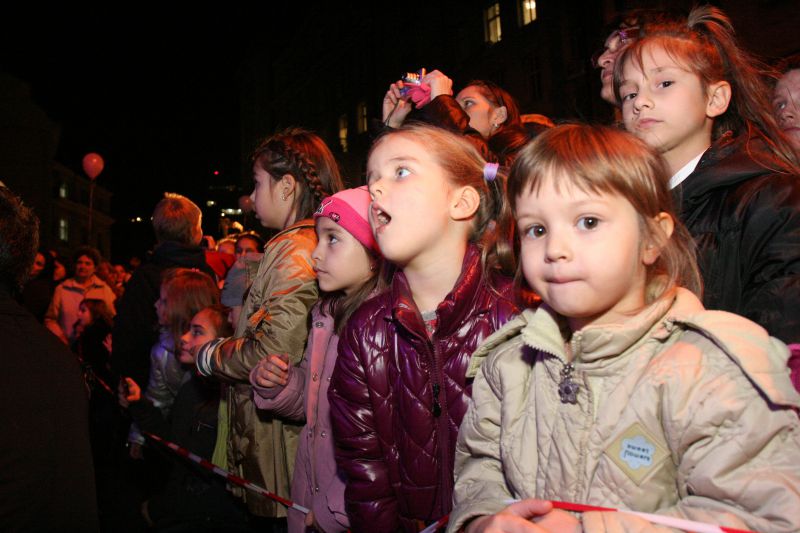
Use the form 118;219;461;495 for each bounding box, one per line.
519;288;700;366
391;244;488;339
676;132;777;210
271;218;315;241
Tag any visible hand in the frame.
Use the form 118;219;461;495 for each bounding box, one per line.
382;81;412;127
466;499;579;533
103;333;112;354
118;377;141;408
304;510;321;530
422;69;453;99
253;354;290;388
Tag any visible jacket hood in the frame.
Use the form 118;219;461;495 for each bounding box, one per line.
152;241;208;267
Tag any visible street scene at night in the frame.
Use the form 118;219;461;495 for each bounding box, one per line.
1;1;800;531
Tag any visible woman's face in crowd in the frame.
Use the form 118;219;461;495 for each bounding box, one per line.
455;86;506;138
773;68;800;150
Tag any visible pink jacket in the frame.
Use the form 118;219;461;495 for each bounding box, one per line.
250;303;348;533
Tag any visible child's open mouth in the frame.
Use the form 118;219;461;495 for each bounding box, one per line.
373;205;391;226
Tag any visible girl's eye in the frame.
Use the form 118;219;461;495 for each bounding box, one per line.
396;167;411;179
657;80;674;89
328;235;339;244
774;100;786;111
621;91;637;102
525;224;546;239
577;217;600;230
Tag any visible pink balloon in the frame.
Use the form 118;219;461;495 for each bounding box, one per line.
82;153;104;180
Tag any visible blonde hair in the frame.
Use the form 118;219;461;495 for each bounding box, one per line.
507;123;702;302
369;123;515;277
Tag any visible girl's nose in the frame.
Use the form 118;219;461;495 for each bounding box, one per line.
544;232;572;263
633;91;653;112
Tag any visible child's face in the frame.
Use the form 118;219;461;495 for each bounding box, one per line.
154;285;169;327
367;135;460;269
250;165;292;230
235;236;260;258
516;177;653;332
773;68;800;150
313;217;373;296
77;303;92;328
179;308;218;365
619;44;716;173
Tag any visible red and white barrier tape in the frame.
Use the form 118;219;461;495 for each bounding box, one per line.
143;431;310;515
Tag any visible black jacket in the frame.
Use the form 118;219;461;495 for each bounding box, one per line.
111;241;214;386
674;133;800;343
128;375;247;530
0;285;99;532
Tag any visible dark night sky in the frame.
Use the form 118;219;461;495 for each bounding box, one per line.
2;3;278;219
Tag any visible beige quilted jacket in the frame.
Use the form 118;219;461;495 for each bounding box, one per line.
449;288;800;532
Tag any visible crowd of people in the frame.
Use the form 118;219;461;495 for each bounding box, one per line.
2;5;800;533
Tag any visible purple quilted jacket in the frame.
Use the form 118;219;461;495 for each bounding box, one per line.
328;246;519;532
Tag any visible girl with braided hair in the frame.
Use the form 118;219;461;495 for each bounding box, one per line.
196;127;343;526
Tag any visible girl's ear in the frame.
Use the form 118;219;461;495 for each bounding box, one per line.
491;105;509;126
450;185;481;221
706;80;732;119
642;212;675;265
280;174;297;199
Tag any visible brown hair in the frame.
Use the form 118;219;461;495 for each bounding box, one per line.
152;193;203;245
160;268;220;353
506;123;702;302
614;5;800;175
198;304;233;338
252;128;345;223
464;80;530;166
369;123;516;279
79;298;114;329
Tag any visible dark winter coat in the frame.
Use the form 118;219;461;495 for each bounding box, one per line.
328;246;519;532
0;284;99;532
674;133;800;344
128;375;248;530
111;241;215;385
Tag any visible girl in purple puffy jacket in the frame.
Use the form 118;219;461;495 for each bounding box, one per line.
250;187;385;533
328;124;521;532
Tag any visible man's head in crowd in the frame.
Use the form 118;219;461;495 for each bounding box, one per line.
152;192;203;246
0;186;39;291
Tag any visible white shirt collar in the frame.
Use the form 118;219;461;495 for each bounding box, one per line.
669;153;703;189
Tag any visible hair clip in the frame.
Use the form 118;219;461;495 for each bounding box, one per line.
484;162;499;182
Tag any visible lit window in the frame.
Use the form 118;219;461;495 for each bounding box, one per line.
58;218;69;241
339;115;348;153
519;0;537;25
484;3;502;44
59;182;68;198
356;101;368;134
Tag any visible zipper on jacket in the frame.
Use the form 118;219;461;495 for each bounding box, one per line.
428;338;451;519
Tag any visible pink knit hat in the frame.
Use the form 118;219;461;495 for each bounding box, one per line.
313;186;379;254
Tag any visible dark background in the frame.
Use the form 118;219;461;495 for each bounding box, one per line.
1;1;797;264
